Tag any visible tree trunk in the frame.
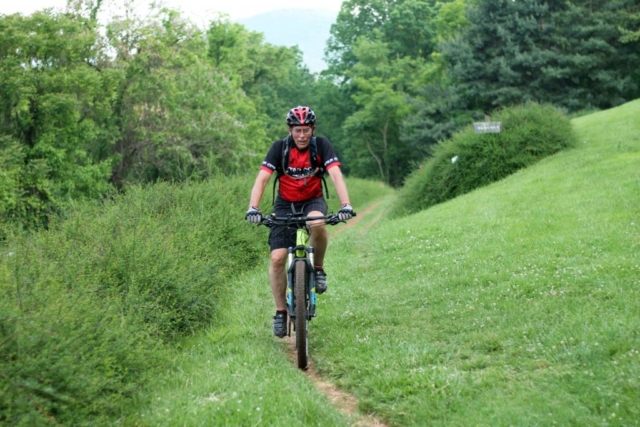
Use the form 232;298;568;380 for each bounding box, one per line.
365;134;385;182
381;120;389;185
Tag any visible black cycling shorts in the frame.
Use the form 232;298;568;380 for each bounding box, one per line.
268;196;328;251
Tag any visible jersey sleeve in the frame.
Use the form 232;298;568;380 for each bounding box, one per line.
260;139;283;174
317;136;341;170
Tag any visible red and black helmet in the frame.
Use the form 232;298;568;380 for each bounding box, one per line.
286;106;316;126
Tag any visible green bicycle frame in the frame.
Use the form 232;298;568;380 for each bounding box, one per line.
287;226;317;319
296;228;310;256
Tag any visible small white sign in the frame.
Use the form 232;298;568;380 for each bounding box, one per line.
473;122;502;133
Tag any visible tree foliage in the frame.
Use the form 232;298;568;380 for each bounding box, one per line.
0;4;316;232
342;37;413;185
207;18;319;142
0;11;117;229
108;10;264;185
442;0;640;113
326;0;438;77
324;0;442;186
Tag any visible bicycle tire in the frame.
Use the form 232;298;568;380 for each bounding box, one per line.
294;259;309;370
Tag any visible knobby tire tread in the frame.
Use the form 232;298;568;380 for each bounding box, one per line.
294;259;308;370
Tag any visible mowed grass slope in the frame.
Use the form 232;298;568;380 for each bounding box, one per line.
131;100;638;426
313;100;640;425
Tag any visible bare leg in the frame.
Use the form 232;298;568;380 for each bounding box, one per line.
269;248;288;311
307;210;328;267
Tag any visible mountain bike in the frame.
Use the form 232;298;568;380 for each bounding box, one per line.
261;209;355;370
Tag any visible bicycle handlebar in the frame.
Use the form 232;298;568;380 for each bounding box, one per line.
259;211;357;228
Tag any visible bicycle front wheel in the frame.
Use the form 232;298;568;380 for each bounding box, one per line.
294;259;309;370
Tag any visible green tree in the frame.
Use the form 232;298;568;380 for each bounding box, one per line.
442;0;640;113
399;0;472;158
325;0;395;78
400;83;480;159
322;0;477;187
323;0;449;186
0;11;118;229
551;0;640;110
325;0;439;79
433;0;469;42
310;77;356;174
384;0;437;59
107;9;264;185
206;18;318;143
342;37;412;185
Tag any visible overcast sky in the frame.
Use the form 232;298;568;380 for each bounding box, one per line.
1;0;345;21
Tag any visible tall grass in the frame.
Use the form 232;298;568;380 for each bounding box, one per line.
0;175;266;425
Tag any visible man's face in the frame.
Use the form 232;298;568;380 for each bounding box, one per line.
289;125;314;150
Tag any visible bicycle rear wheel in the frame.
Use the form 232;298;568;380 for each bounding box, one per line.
294;259;309;370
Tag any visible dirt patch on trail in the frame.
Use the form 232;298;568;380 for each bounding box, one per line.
285;201;389;427
331;201;382;238
285;337;388;427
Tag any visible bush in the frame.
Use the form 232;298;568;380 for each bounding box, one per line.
0;282;157;426
0;174;266;425
394;103;577;216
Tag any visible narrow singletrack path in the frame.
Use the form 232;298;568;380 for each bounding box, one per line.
285;337;388;427
331;201;382;237
287;200;389;427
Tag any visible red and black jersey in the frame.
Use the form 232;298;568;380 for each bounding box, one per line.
260;135;341;202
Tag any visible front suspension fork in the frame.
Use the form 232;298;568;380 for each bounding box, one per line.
286;248;317;319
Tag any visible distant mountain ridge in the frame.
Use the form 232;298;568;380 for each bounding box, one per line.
237;8;337;73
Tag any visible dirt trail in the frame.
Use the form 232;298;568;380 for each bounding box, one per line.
287;200;389;427
331;201;382;237
285;337;388;427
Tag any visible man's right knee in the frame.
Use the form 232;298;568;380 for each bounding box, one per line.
270;249;288;268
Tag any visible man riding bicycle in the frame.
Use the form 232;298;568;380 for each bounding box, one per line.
245;106;354;337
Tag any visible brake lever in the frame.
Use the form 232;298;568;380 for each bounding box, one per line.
259;216;272;227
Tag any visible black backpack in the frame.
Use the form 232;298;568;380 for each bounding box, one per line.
272;136;330;204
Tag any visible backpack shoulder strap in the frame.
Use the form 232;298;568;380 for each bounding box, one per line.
309;137;318;169
272;137;289;205
312;137;330;200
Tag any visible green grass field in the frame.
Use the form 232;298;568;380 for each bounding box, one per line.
129;100;639;426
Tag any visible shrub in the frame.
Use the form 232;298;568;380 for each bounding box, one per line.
0;280;158;426
394;103;577;216
0;174;266;425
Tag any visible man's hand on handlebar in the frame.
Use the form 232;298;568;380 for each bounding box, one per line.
338;203;354;221
245;206;262;224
